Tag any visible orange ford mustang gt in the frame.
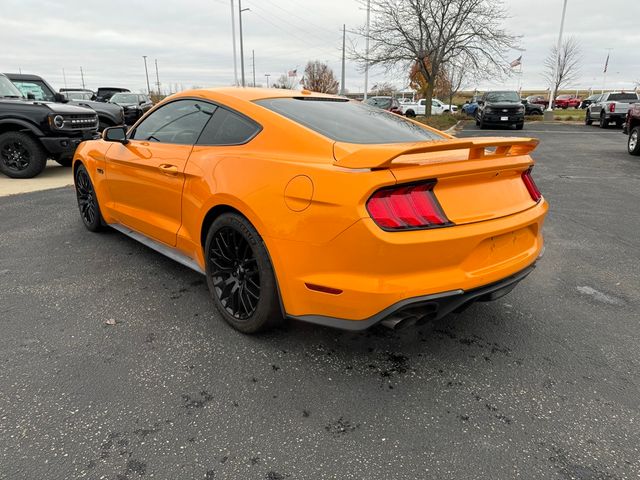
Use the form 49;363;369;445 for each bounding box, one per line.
73;88;548;333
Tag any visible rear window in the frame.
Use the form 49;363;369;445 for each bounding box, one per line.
255;98;443;144
364;97;391;109
608;93;638;102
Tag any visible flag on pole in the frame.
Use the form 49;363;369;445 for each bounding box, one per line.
288;69;297;77
603;53;609;73
510;56;522;68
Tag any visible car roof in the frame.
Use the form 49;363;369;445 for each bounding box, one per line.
3;73;44;81
171;87;345;103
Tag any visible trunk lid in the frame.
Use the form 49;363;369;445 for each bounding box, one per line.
333;137;540;225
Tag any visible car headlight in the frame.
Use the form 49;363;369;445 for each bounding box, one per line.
52;115;65;129
517;106;525;113
485;107;493;113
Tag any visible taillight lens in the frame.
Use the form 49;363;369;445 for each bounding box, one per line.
609;103;615;113
521;167;542;202
366;181;451;230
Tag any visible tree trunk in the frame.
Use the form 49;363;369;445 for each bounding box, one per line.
425;82;434;116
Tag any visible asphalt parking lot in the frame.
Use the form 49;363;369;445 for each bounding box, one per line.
1;122;639;479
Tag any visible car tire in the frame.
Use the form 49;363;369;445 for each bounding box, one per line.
205;213;283;334
629;126;640;156
55;157;73;167
74;164;104;232
515;122;524;130
585;111;593;126
478;116;486;129
405;109;416;118
599;113;608;128
0;131;47;179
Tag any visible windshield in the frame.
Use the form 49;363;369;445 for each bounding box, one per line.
0;76;24;98
486;91;520;103
111;93;138;103
256;97;443;144
65;92;93;100
11;79;56;101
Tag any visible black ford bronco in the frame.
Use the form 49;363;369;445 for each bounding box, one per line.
0;73;98;178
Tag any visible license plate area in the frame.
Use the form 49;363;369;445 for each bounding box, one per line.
500;116;509;121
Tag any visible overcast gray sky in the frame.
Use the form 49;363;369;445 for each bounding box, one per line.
1;0;638;94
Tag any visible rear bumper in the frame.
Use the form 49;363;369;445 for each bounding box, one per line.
604;113;626;121
289;263;537;330
271;200;547;323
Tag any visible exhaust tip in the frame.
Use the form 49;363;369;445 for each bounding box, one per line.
381;315;418;330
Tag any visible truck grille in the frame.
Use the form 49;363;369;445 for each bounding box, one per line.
65;114;98;130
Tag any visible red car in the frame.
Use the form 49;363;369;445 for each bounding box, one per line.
555;94;581;109
525;95;549;109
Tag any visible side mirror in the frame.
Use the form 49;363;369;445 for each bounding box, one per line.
26;92;36;100
54;92;67;103
103;126;129;144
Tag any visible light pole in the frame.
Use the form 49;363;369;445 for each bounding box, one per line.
364;0;370;100
142;56;151;94
544;0;568;120
154;59;161;95
230;0;239;86
340;24;346;96
264;73;270;88
238;0;250;87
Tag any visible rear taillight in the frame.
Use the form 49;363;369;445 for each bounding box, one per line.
521;167;542;202
366;181;451;230
609;103;616;113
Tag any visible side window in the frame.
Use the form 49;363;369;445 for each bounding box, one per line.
419;99;425;106
131;99;215;145
12;80;55;101
197;107;261;146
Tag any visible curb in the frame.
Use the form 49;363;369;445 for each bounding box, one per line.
444;120;466;136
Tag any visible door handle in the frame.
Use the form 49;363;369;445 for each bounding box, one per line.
158;164;178;175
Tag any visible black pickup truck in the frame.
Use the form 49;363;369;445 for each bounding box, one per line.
0;73;98;178
5;73;125;131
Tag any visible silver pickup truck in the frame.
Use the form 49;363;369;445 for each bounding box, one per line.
585;92;639;128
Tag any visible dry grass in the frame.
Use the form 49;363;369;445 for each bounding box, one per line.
414;113;466;131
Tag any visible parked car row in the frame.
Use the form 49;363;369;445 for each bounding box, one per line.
0;71;151;179
362;96;458;117
0;73;99;178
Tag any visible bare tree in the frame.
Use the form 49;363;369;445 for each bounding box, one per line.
353;0;518;115
543;36;582;107
444;60;468;112
371;82;398;96
272;74;298;89
301;61;339;94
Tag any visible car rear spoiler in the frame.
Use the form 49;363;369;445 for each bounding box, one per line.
333;137;539;169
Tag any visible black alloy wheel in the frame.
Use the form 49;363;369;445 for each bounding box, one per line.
75;164;103;232
0;131;47;178
205;213;282;333
209;226;260;320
